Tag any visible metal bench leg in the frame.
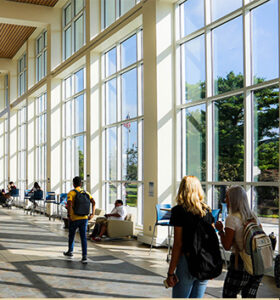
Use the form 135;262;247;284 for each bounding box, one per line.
149;224;156;255
167;226;172;262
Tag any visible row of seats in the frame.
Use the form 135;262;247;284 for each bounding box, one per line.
11;189;135;239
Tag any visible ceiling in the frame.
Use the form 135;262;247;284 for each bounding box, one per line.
0;1;60;59
0;23;36;58
7;0;59;6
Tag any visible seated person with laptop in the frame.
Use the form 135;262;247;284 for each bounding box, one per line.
91;199;126;241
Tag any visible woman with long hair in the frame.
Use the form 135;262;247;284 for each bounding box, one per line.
215;186;263;297
165;175;214;298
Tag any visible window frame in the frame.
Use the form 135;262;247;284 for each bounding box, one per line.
36;30;47;82
101;0;140;29
62;66;86;191
62;0;86;60
18;53;27;97
35;93;47;193
102;29;144;225
175;0;280;251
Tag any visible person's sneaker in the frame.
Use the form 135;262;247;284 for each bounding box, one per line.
63;251;73;258
91;236;101;242
81;257;87;264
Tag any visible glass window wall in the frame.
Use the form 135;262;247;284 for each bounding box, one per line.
63;0;85;60
102;0;139;29
177;0;280;251
36;31;47;82
63;68;86;190
18;54;26;96
36;94;47;193
103;30;143;225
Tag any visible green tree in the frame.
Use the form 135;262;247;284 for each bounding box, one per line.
79;150;84;180
126;146;138;181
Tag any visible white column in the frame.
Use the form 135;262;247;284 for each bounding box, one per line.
139;0;176;245
50;78;62;193
27;97;35;188
90;51;102;207
140;0;158;243
9;109;18;182
85;52;91;192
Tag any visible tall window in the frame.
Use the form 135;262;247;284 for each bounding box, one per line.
4;74;8;107
0;120;5;188
36;31;47;82
4;119;8;189
177;0;279;251
18;107;27;199
63;68;86;192
18;54;26;96
36;94;47;193
63;0;85;60
102;0;139;28
103;30;143;225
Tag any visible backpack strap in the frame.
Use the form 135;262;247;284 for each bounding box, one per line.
232;214;257;271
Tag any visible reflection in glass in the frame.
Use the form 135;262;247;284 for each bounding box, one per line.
253;186;279;252
213;17;243;95
107;183;117;204
213;185;228;215
74;69;84;94
44;31;47;47
37;55;42;82
65;27;72;59
65;77;72;98
65;100;72;137
253;86;279;182
252;0;279;83
105;48;117;77
74;0;84;15
211;0;241;21
183;35;205;103
75;135;84;180
123;182;138;207
74;14;84;51
120;0;135;15
107;127;117;180
64;4;71;26
104;0;115;28
121;35;137;69
65;139;72;180
122;122;137;181
37;37;43;54
122;68;137;119
185;104;206;181
106;79;117;124
214;95;244;181
43;51;47;77
75;94;84;133
180;0;204;37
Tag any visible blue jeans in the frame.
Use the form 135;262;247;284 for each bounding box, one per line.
68;219;88;258
173;255;208;298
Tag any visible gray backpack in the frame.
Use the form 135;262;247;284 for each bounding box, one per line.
239;220;273;276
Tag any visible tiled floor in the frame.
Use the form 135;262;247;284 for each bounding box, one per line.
0;207;279;298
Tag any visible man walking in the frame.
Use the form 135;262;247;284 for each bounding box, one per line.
63;176;95;264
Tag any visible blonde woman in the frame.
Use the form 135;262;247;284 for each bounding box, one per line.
215;186;263;297
166;176;214;298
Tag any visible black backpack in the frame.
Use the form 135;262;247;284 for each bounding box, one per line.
73;189;90;216
186;215;223;280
